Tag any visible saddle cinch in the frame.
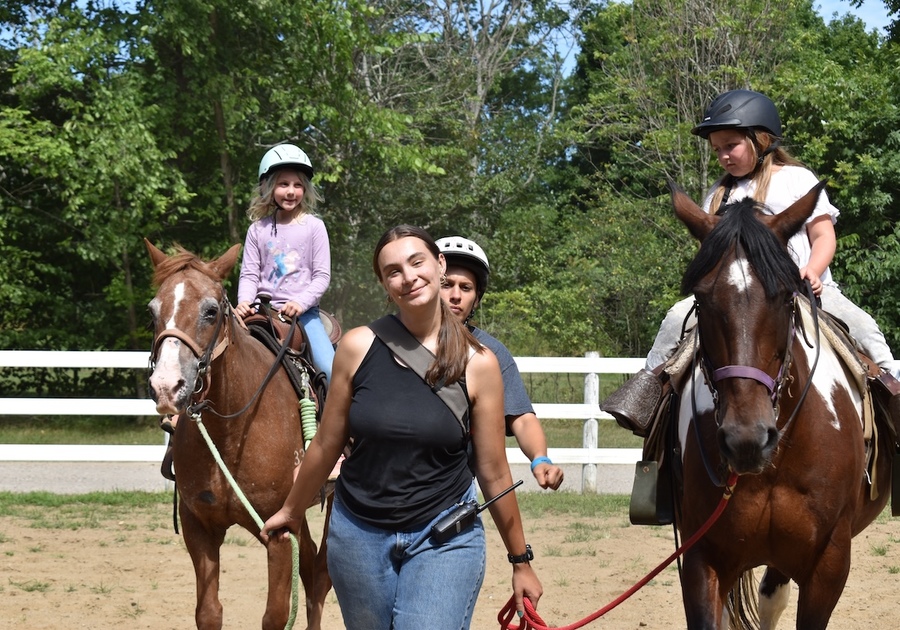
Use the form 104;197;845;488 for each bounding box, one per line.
609;298;900;526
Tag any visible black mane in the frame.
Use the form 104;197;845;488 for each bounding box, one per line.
681;198;803;298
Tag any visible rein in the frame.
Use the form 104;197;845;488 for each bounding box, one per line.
497;472;740;630
188;310;300;420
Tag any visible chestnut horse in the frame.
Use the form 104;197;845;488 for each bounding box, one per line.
668;182;892;629
145;239;333;630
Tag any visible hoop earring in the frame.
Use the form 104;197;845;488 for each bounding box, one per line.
440;273;448;287
385;294;393;306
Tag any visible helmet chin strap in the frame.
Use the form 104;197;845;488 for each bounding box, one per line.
747;128;782;168
271;204;287;235
756;139;781;165
463;299;481;326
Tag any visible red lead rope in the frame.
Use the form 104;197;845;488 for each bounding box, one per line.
498;472;739;630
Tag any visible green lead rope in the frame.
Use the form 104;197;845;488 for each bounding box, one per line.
300;395;317;450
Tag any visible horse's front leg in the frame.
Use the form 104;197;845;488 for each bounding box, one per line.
301;494;335;630
681;547;726;629
261;525;295;630
794;527;852;630
180;505;226;630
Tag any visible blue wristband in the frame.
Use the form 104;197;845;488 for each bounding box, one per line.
530;456;552;471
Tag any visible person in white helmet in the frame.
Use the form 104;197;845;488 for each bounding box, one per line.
437;235;564;491
234;143;336;385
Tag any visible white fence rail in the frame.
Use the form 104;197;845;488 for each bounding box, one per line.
0;351;645;490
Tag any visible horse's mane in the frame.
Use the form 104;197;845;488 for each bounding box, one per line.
681;198;803;299
152;247;217;287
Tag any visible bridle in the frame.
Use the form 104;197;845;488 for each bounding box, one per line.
149;296;231;399
687;281;821;486
149;294;301;420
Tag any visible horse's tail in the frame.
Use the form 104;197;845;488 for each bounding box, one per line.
725;568;761;630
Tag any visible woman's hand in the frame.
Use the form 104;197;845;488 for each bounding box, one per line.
260;507;303;544
512;563;543;617
533;462;565;490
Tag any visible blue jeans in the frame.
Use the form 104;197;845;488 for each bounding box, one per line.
327;482;486;629
299;307;335;383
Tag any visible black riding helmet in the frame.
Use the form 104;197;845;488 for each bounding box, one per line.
691;89;783;139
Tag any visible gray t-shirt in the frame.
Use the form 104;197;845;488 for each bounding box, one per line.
471;327;534;428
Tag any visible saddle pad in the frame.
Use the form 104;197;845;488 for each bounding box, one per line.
795;296;874;439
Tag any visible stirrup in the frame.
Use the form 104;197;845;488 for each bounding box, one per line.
601;367;667;437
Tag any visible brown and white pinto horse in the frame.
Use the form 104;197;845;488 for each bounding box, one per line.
145;239;332;630
669;182;892;629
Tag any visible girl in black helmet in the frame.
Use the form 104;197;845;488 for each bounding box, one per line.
605;89;897;431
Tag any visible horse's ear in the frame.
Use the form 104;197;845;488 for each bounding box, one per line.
767;180;827;245
669;180;716;241
210;243;243;282
144;238;168;269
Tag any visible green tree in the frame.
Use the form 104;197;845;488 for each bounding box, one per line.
774;15;900;347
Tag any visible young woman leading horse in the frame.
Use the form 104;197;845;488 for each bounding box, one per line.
145;239;333;630
667;182;893;629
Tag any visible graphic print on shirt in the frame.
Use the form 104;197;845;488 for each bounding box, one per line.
266;241;303;288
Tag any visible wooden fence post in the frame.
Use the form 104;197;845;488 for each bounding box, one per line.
582;350;599;492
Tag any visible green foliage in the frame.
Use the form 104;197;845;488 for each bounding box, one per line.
1;0;899;404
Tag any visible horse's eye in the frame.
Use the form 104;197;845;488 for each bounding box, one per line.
202;305;219;322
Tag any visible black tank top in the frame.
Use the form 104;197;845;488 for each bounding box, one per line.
335;337;473;529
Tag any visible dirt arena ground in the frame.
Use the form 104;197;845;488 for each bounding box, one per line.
1;494;898;630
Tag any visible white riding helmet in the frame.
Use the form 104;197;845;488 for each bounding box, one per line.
258;143;314;181
437;236;490;299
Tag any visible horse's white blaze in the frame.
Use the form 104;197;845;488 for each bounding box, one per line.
156;282;186;378
150;282;189;413
166;282;185;329
726;258;754;293
678;365;716;464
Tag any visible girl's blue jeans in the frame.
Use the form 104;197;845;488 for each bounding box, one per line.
299;306;335;383
327;481;486;629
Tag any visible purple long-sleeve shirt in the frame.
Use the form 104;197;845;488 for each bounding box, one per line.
237;214;331;313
